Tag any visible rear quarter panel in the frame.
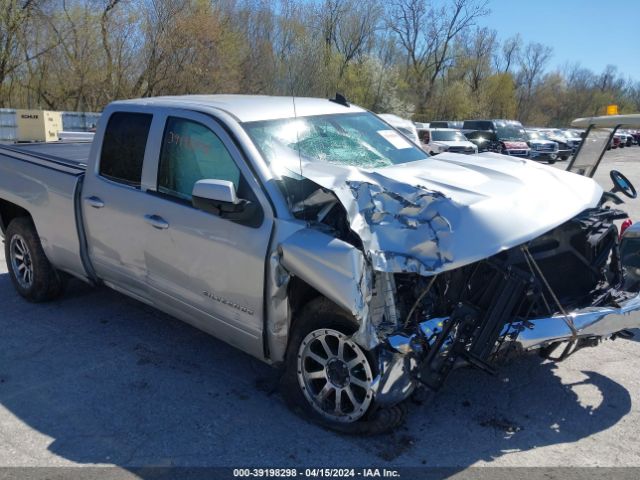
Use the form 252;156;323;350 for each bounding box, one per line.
0;155;87;280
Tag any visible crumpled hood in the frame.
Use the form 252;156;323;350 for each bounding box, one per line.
503;141;529;149
297;152;603;275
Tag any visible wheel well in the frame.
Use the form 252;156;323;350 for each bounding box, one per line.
0;200;31;235
287;277;323;331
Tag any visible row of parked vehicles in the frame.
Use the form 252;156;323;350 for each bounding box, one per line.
409;118;587;164
610;129;640;149
383;115;639;164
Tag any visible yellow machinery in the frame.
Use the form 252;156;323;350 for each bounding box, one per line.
16;110;62;142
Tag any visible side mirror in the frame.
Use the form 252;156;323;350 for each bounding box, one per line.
192;179;246;215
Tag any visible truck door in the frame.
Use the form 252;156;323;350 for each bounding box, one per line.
140;111;273;357
81;110;156;300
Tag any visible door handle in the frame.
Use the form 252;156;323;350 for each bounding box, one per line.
86;196;105;208
144;214;169;230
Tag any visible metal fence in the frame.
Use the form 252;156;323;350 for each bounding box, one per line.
0;108;102;141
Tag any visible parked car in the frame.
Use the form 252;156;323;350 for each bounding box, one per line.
526;130;559;163
377;113;420;144
2;96;640;434
614;131;627;148
428;120;463;129
462;119;531;157
536;129;574;160
618;130;635;147
421;128;478;155
610;135;621;149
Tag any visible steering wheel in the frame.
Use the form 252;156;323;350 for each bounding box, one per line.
610;170;637;199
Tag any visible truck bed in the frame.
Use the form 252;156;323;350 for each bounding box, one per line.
0;142;91;175
0;141;90;281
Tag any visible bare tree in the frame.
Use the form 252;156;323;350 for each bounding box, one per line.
516;41;552;121
493;34;521;74
460;26;496;94
333;0;382;81
0;0;59;106
388;0;489;115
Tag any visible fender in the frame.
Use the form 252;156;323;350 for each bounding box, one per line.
278;228;371;323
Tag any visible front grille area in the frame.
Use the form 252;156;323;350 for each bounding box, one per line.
535;143;555;151
508;150;528;156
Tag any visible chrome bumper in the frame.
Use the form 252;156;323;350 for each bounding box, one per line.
513;293;640;349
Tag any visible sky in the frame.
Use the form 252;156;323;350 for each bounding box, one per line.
481;0;639;81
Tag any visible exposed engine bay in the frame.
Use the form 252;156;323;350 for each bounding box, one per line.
385;207;634;391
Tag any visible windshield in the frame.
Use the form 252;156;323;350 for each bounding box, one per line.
431;130;468;142
527;131;547;140
243;112;428;170
495;122;527;141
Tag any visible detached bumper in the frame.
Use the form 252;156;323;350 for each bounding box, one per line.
512;293;640;349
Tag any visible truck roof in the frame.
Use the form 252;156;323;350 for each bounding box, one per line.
112;95;365;123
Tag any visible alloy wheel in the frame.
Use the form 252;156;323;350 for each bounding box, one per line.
297;328;374;423
10;234;33;289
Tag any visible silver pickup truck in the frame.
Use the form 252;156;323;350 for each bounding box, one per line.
1;96;640;434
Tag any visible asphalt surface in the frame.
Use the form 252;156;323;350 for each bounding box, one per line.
1;147;640;473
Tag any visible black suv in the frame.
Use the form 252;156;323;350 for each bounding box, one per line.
463;119;531;157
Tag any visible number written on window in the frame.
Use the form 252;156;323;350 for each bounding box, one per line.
158;117;241;201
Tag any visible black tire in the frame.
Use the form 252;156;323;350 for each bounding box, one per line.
548;159;556;165
281;297;406;435
561;155;568;161
4;217;64;302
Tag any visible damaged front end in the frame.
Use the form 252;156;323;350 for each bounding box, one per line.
254;113;640;410
372;207;640;404
277;177;640;408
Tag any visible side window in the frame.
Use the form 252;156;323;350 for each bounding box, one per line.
99;112;152;187
157;117;241;201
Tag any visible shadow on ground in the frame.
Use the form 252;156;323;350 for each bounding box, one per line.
0;272;632;471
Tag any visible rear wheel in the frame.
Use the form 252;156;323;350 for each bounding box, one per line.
4;217;64;302
281;298;406;434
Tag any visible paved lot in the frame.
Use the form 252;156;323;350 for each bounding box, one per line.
1;147;640;472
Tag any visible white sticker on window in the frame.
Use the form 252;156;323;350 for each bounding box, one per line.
378;129;412;149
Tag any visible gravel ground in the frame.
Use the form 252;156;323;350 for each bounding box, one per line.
0;146;639;473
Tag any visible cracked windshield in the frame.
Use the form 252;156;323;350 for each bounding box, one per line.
244;112;428;174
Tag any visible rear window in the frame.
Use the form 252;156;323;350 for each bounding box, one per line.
99;112;152;187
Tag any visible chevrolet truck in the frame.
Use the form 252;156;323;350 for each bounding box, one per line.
1;97;640;434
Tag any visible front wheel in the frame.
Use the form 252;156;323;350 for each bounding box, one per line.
4;217;64;302
281;298;406;434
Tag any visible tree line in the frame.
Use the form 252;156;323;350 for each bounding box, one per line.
2;0;639;126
